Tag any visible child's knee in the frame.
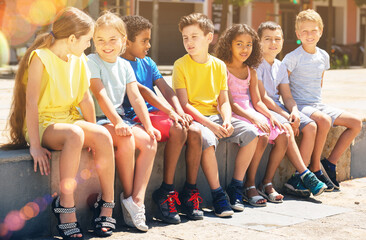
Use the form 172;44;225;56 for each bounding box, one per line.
302;122;317;136
187;124;202;144
352;117;363;133
275;133;288;149
315;115;332;130
115;135;135;154
67;125;85;146
258;135;269;147
95;126;113;146
169;123;187;141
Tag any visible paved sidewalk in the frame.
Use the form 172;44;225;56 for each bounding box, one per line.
29;178;366;240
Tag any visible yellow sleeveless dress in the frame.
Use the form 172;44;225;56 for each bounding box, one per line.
23;48;90;143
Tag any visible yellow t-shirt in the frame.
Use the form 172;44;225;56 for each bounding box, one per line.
172;54;228;116
23;48;90;143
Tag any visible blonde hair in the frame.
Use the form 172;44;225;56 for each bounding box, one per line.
3;7;93;149
296;9;323;31
94;11;127;54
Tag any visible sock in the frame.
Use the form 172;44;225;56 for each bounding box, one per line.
230;178;243;188
325;159;336;171
211;186;224;200
161;182;174;192
184;182;196;190
314;170;323;178
299;169;310;180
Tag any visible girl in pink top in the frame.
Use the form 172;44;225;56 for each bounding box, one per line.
215;24;288;206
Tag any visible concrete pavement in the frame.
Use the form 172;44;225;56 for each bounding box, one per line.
26;177;366;240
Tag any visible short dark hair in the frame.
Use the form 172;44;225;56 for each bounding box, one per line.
178;13;214;35
121;15;152;42
257;21;283;39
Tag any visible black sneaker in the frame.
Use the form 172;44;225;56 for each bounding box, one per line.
317;173;335;192
283;174;311;198
152;188;181;224
321;159;340;190
180;188;204;220
226;184;244;211
212;191;234;217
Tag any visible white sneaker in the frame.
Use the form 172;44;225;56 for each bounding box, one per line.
122;196;148;232
120;193;134;227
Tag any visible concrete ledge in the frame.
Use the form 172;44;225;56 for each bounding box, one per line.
1;122;365;238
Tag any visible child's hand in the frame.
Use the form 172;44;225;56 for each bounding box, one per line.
289;112;300;129
169;111;188;128
207;121;228;139
30;146;51;176
222;121;234;137
291;125;300;137
146;126;161;141
115;122;132;136
180;113;194;125
251;117;270;133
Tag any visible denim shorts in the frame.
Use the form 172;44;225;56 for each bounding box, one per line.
96;115;140;127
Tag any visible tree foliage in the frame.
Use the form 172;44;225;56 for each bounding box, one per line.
354;0;366;6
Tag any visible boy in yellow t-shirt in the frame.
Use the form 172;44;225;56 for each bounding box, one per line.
173;13;260;217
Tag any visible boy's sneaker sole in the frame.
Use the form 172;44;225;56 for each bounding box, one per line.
312;185;327;196
213;209;234;217
283;183;311;198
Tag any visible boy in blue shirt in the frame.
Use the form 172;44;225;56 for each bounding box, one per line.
282;9;362;190
121;15;203;224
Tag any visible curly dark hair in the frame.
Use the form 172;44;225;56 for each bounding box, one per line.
214;24;262;68
121;15;152;42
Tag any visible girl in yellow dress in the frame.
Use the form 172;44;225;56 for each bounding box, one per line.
6;7;116;239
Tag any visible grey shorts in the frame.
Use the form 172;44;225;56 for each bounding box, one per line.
278;103;314;131
195;114;259;150
270;110;289;124
297;103;344;127
96;115;140;127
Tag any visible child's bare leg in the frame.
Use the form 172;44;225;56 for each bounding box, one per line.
299;122;317;166
284;124;307;173
201;146;220;189
327;112;362;164
309;112;332;172
244;136;267;189
185;124;202;185
163;124;187;185
42;124;85;238
103;124;135;199
132;126;157;206
76;121;115;217
262;133;287;199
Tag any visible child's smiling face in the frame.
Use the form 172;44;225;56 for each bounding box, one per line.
260;29;283;58
94;25;125;63
296;20;322;50
231;33;253;63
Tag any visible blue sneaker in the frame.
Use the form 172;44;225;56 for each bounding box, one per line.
302;172;327;196
284;174;311;198
321;158;340;190
226;184;244;211
212;191;234;217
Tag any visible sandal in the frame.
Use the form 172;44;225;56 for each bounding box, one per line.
243;186;267;207
258;182;284;203
52;196;83;240
91;193;116;237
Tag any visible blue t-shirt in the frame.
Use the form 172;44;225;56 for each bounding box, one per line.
282;46;330;105
256;58;289;104
122;56;163;119
87;53;136;117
